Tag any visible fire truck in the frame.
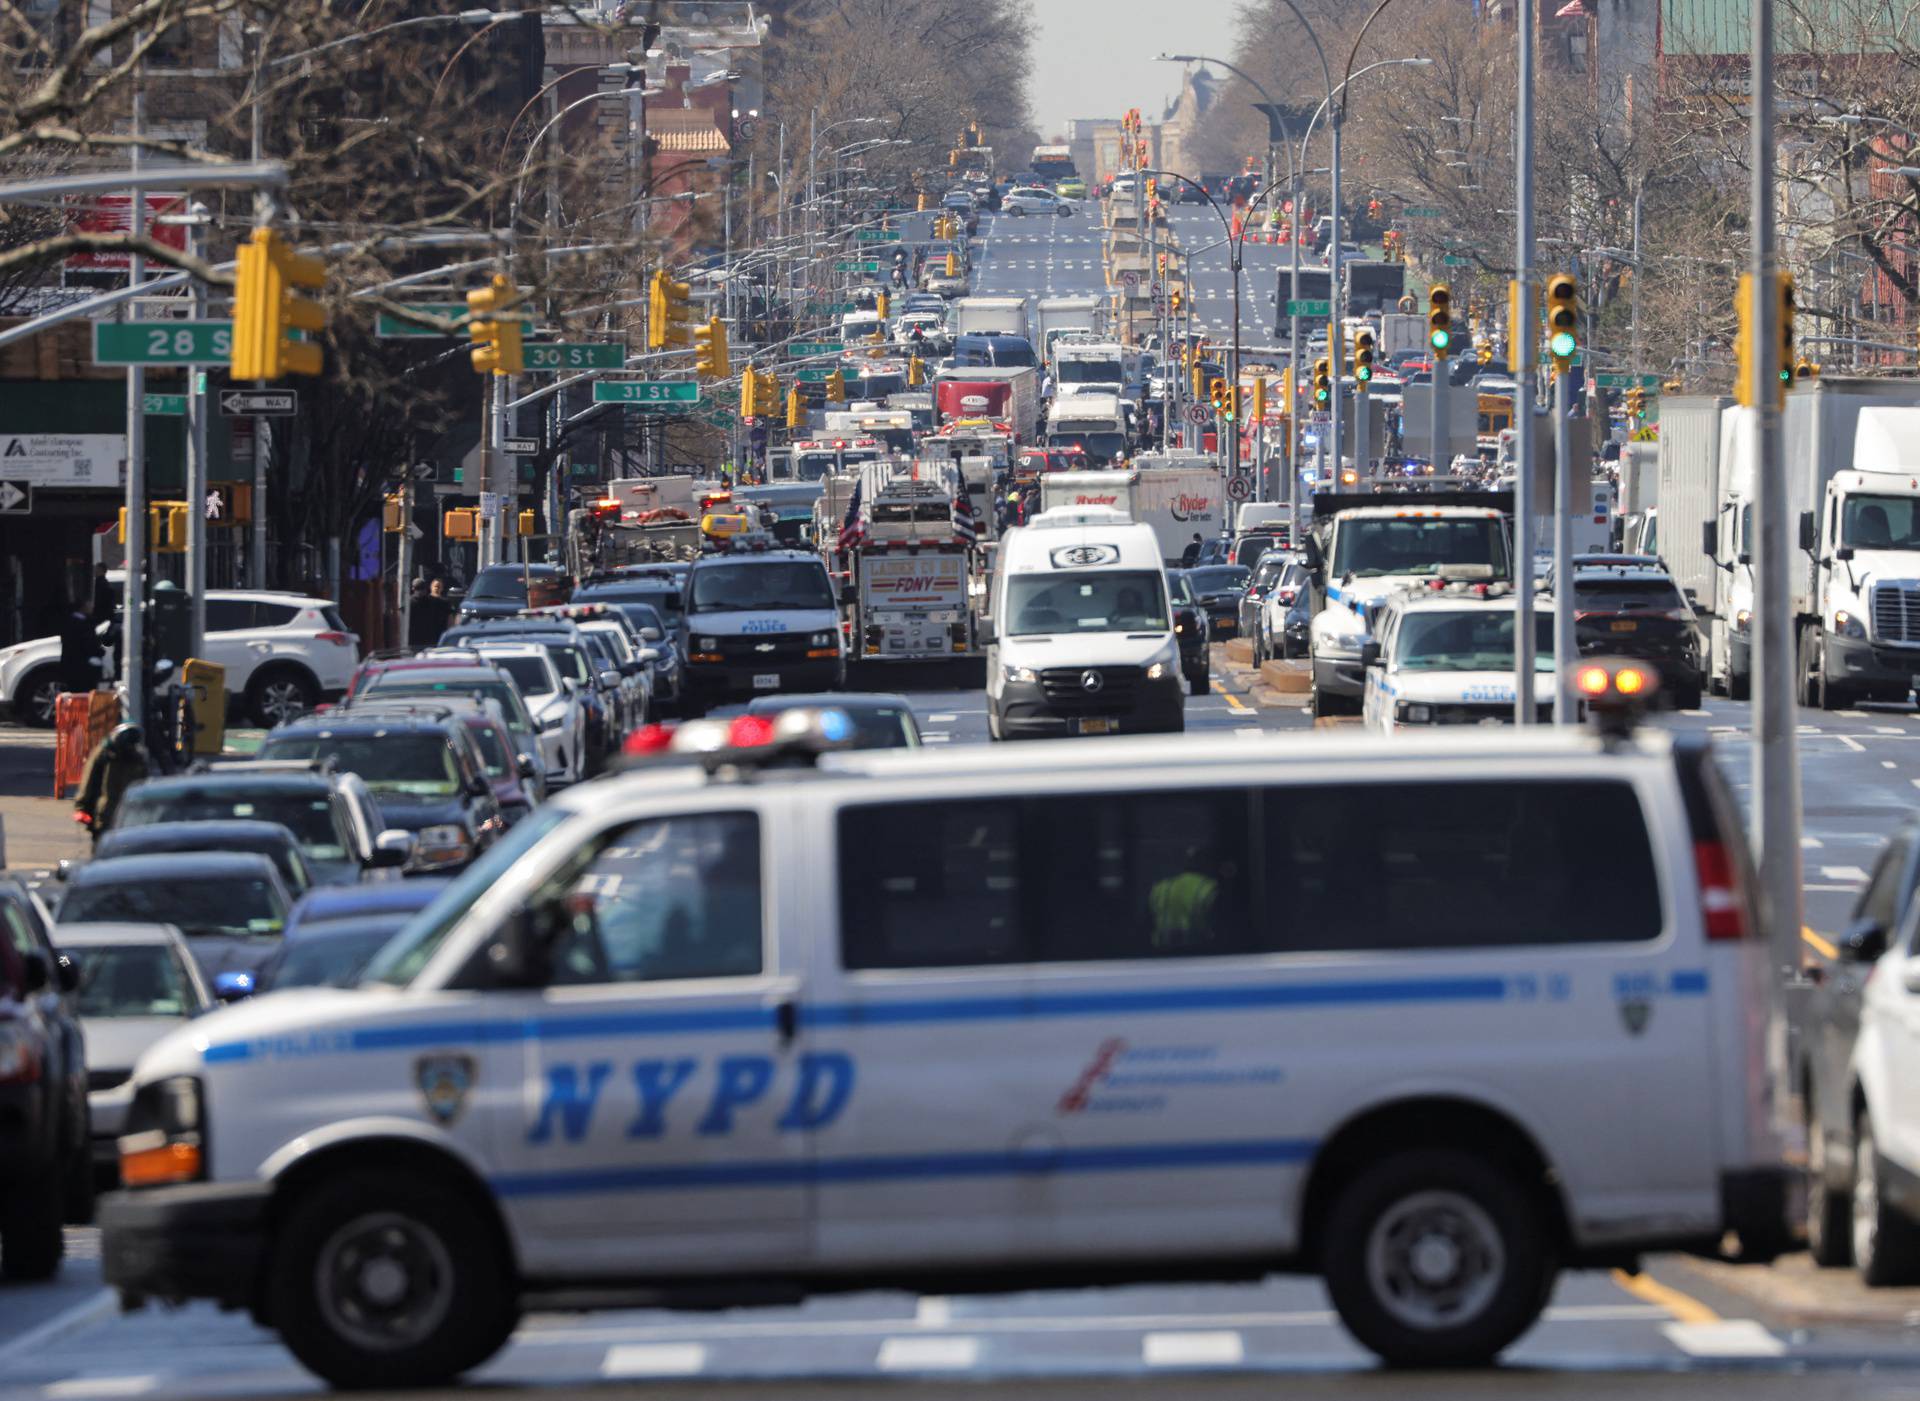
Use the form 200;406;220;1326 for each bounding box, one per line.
828;459;983;665
566;476;702;581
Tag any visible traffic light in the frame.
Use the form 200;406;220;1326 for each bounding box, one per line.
383;494;405;533
518;510;537;538
786;384;804;429
945;251;958;278
1251;376;1267;422
1353;328;1376;388
1427;283;1454;358
741;365;761;419
917;193;930;212
1626;386;1645;420
755;370;781;417
908;355;926;386
1778;272;1796;396
1146;177;1157;205
693;316;730;380
1544;273;1579;370
465;273;524;376
231;228;325;380
825;368;847;403
1313;357;1332;407
1190;355;1205;399
118;502;188;551
876;292;889;320
1477;342;1493;366
1795;357;1820;380
1170;287;1184;315
1209;378;1227;414
443;509;477;541
647;269;694;350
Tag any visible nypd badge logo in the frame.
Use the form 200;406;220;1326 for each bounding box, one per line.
1619;999;1651;1036
416;1054;476;1125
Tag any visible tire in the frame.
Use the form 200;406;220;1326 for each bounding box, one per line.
1674;684;1704;712
269;1170;520;1390
1189;670;1210;697
1854;1113;1920;1285
1797;630;1818;708
246;666;318;729
1806;1093;1851;1268
1250;628;1266;665
13;666;61;728
0;1158;66;1282
1322;1148;1555;1368
1729;667;1751;702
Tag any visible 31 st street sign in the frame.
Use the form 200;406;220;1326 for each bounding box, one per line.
95;321;232;365
592;381;700;405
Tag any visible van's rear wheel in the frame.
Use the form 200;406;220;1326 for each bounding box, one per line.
270;1170;519;1389
1323;1149;1554;1367
1806;1094;1851;1267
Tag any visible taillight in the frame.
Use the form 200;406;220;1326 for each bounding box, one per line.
1694;840;1747;941
317;631;353;646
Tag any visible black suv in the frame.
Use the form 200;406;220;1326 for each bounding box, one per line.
0;876;90;1278
258;712;505;874
1567;555;1704;709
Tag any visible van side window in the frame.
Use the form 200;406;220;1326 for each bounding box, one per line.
840;801;1022;969
546;812;764;984
1263;780;1661;949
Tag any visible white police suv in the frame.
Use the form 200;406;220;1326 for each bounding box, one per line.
1361;584;1557;731
100;700;1788;1386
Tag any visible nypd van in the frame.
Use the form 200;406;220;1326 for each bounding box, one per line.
100;706;1788;1388
679;547;847;713
1361;585;1557;732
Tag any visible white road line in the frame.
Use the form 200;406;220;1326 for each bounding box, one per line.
1237;726;1263;736
915;1296;952;1328
43;1381;156;1400
1840;735;1867;752
928;712;958;722
1888;760;1901;769
1143;1331;1245;1367
1661;1320;1785;1358
1806;883;1864;892
1837;709;1870;718
1878;726;1908;734
1801;835;1825;848
922;732;952;743
1680;708;1710;717
0;1290;117;1368
601;1343;707;1377
1822;865;1870;882
877;1336;981;1371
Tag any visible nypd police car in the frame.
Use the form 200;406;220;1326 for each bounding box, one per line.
679;546;847;714
1361;585;1558;731
100;706;1788;1386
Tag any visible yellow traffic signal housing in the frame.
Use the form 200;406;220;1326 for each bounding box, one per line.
383;494;405;533
1190;356;1205;399
786;385;804;429
1313;357;1332;407
908;355;926;386
693;316;731;380
1209;378;1227;414
1251;376;1267;421
1544;273;1580;370
741;365;761;418
231;228;325;380
117;503;186;550
1427;284;1454;359
647;269;694;350
876;293;889;320
1354;329;1376;388
1795;357;1820;380
825;368;847;403
1170;287;1184;315
517;510;537;538
917;193;930;212
1734;273;1754;408
945;251;958;278
754;371;781;417
1778;273;1796;399
467;273;524;376
443;509;477;541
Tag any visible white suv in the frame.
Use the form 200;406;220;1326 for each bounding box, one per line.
0;590;358;729
470;643;588;786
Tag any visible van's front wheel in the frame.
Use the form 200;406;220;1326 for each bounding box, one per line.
270;1170;519;1389
1323;1149;1554;1367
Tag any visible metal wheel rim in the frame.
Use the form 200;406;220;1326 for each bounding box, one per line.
260;680;309;723
314;1209;455;1352
1855;1130;1880;1268
1364;1188;1506;1331
29;678;58;724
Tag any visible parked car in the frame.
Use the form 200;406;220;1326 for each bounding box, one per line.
55;852;292;979
1252;555;1312;663
56;921;210;1182
1238;550;1297;642
1165;571;1213;695
0;874;89;1278
0;589;358;728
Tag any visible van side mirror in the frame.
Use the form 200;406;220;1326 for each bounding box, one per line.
1700;521;1718;559
370;829;416;869
1798;511;1816;553
1836;545;1856;562
977;619;996;646
1841;917;1888;964
1360;641;1382;668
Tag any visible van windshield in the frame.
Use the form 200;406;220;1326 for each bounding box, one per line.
1007;570;1168;635
690;561;834;612
1842;494;1920;551
1057;358;1124;384
1047;432;1127;466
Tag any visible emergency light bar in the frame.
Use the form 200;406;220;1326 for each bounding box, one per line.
619;707;857;775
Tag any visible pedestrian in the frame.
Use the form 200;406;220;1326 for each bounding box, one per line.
407;579;445;650
73;723;149;846
57;589;101;697
1181;533;1202;568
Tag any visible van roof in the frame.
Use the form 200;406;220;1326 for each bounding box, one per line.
1000;511;1161;573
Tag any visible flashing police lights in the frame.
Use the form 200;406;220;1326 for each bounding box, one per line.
620;706;856;773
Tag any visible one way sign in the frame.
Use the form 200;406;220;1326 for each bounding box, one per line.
218;389;298;417
0;480;29;514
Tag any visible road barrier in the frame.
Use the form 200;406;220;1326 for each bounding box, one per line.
54;690;121;798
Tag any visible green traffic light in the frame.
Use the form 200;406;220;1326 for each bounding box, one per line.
1430;329;1450;351
1357;364;1373;382
1549;330;1577;359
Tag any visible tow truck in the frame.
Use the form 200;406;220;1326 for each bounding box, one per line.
566;476;701;581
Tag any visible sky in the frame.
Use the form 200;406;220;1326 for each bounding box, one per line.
1025;0;1243;141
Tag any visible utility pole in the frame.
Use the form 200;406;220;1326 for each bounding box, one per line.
1750;0;1803;986
248;29;267;589
1512;0;1538;725
183;205;208;659
1552;368;1576;724
1326;110;1343;483
123;73;147;732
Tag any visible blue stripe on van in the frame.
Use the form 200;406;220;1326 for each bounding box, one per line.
490;1137;1319;1199
200;971;1708;1064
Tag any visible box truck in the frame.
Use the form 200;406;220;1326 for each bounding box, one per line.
1039;466;1225;563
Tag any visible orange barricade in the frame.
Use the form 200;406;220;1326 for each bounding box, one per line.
54;691;122;799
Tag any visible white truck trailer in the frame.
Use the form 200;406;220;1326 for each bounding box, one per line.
1039;465;1226;564
952;296;1031;341
1035;296;1101;363
1656;397;1736;693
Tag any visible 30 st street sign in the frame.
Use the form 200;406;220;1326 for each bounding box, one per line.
95;321;232;365
523;342;624;371
592;381;700;405
1285;299;1331;318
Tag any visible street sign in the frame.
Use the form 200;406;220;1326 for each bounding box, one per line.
592;381;700;405
1226;475;1252;502
788;342;844;357
522;342;624;371
795;367;834;382
375;303;535;338
0;481;30;514
94;321;231;365
1442;255;1471;266
854;230;901;242
1185;403;1212;425
218;389;297;417
1402;206;1443;219
141;393;186;417
1594;372;1662;389
501;437;540;455
833;260;882;274
1285;299;1331;318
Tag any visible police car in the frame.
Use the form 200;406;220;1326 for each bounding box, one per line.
1361;584;1557;731
679;544;847;715
100;697;1788;1386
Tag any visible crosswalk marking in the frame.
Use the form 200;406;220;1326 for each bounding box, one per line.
1143;1331;1245;1367
1661;1320;1785;1358
43;1381;156;1400
877;1336;981;1370
601;1343;707;1377
1821;865;1869;882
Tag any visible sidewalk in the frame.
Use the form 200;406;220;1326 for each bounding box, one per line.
0;728;86;871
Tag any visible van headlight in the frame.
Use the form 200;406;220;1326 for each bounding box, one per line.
1004;664;1038;684
414;825;473;868
809;632;834;648
1323;630;1369;653
1146;661;1168;680
1734;609;1751;632
118;1075;205;1188
1396;701;1434;724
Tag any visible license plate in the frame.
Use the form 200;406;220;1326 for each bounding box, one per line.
1076;717;1115;735
1610;620;1638;633
753;673;780;690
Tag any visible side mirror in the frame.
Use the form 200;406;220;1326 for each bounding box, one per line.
1841;918;1888;964
839;581;858;606
483;902;563;989
1798;511;1816;552
213;970;255;1003
1738;551;1752;566
54;952;79;993
20;950;48;994
636;649;662;666
1701;521;1719;559
1360;641;1382;668
978;619;997;646
370;829;416;869
516;754;538;780
468;775;492;800
641;627;665;642
1684;587;1699;605
1836;545;1856;562
1174;607;1201;635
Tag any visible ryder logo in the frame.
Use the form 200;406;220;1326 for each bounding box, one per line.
1169;493;1215;522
